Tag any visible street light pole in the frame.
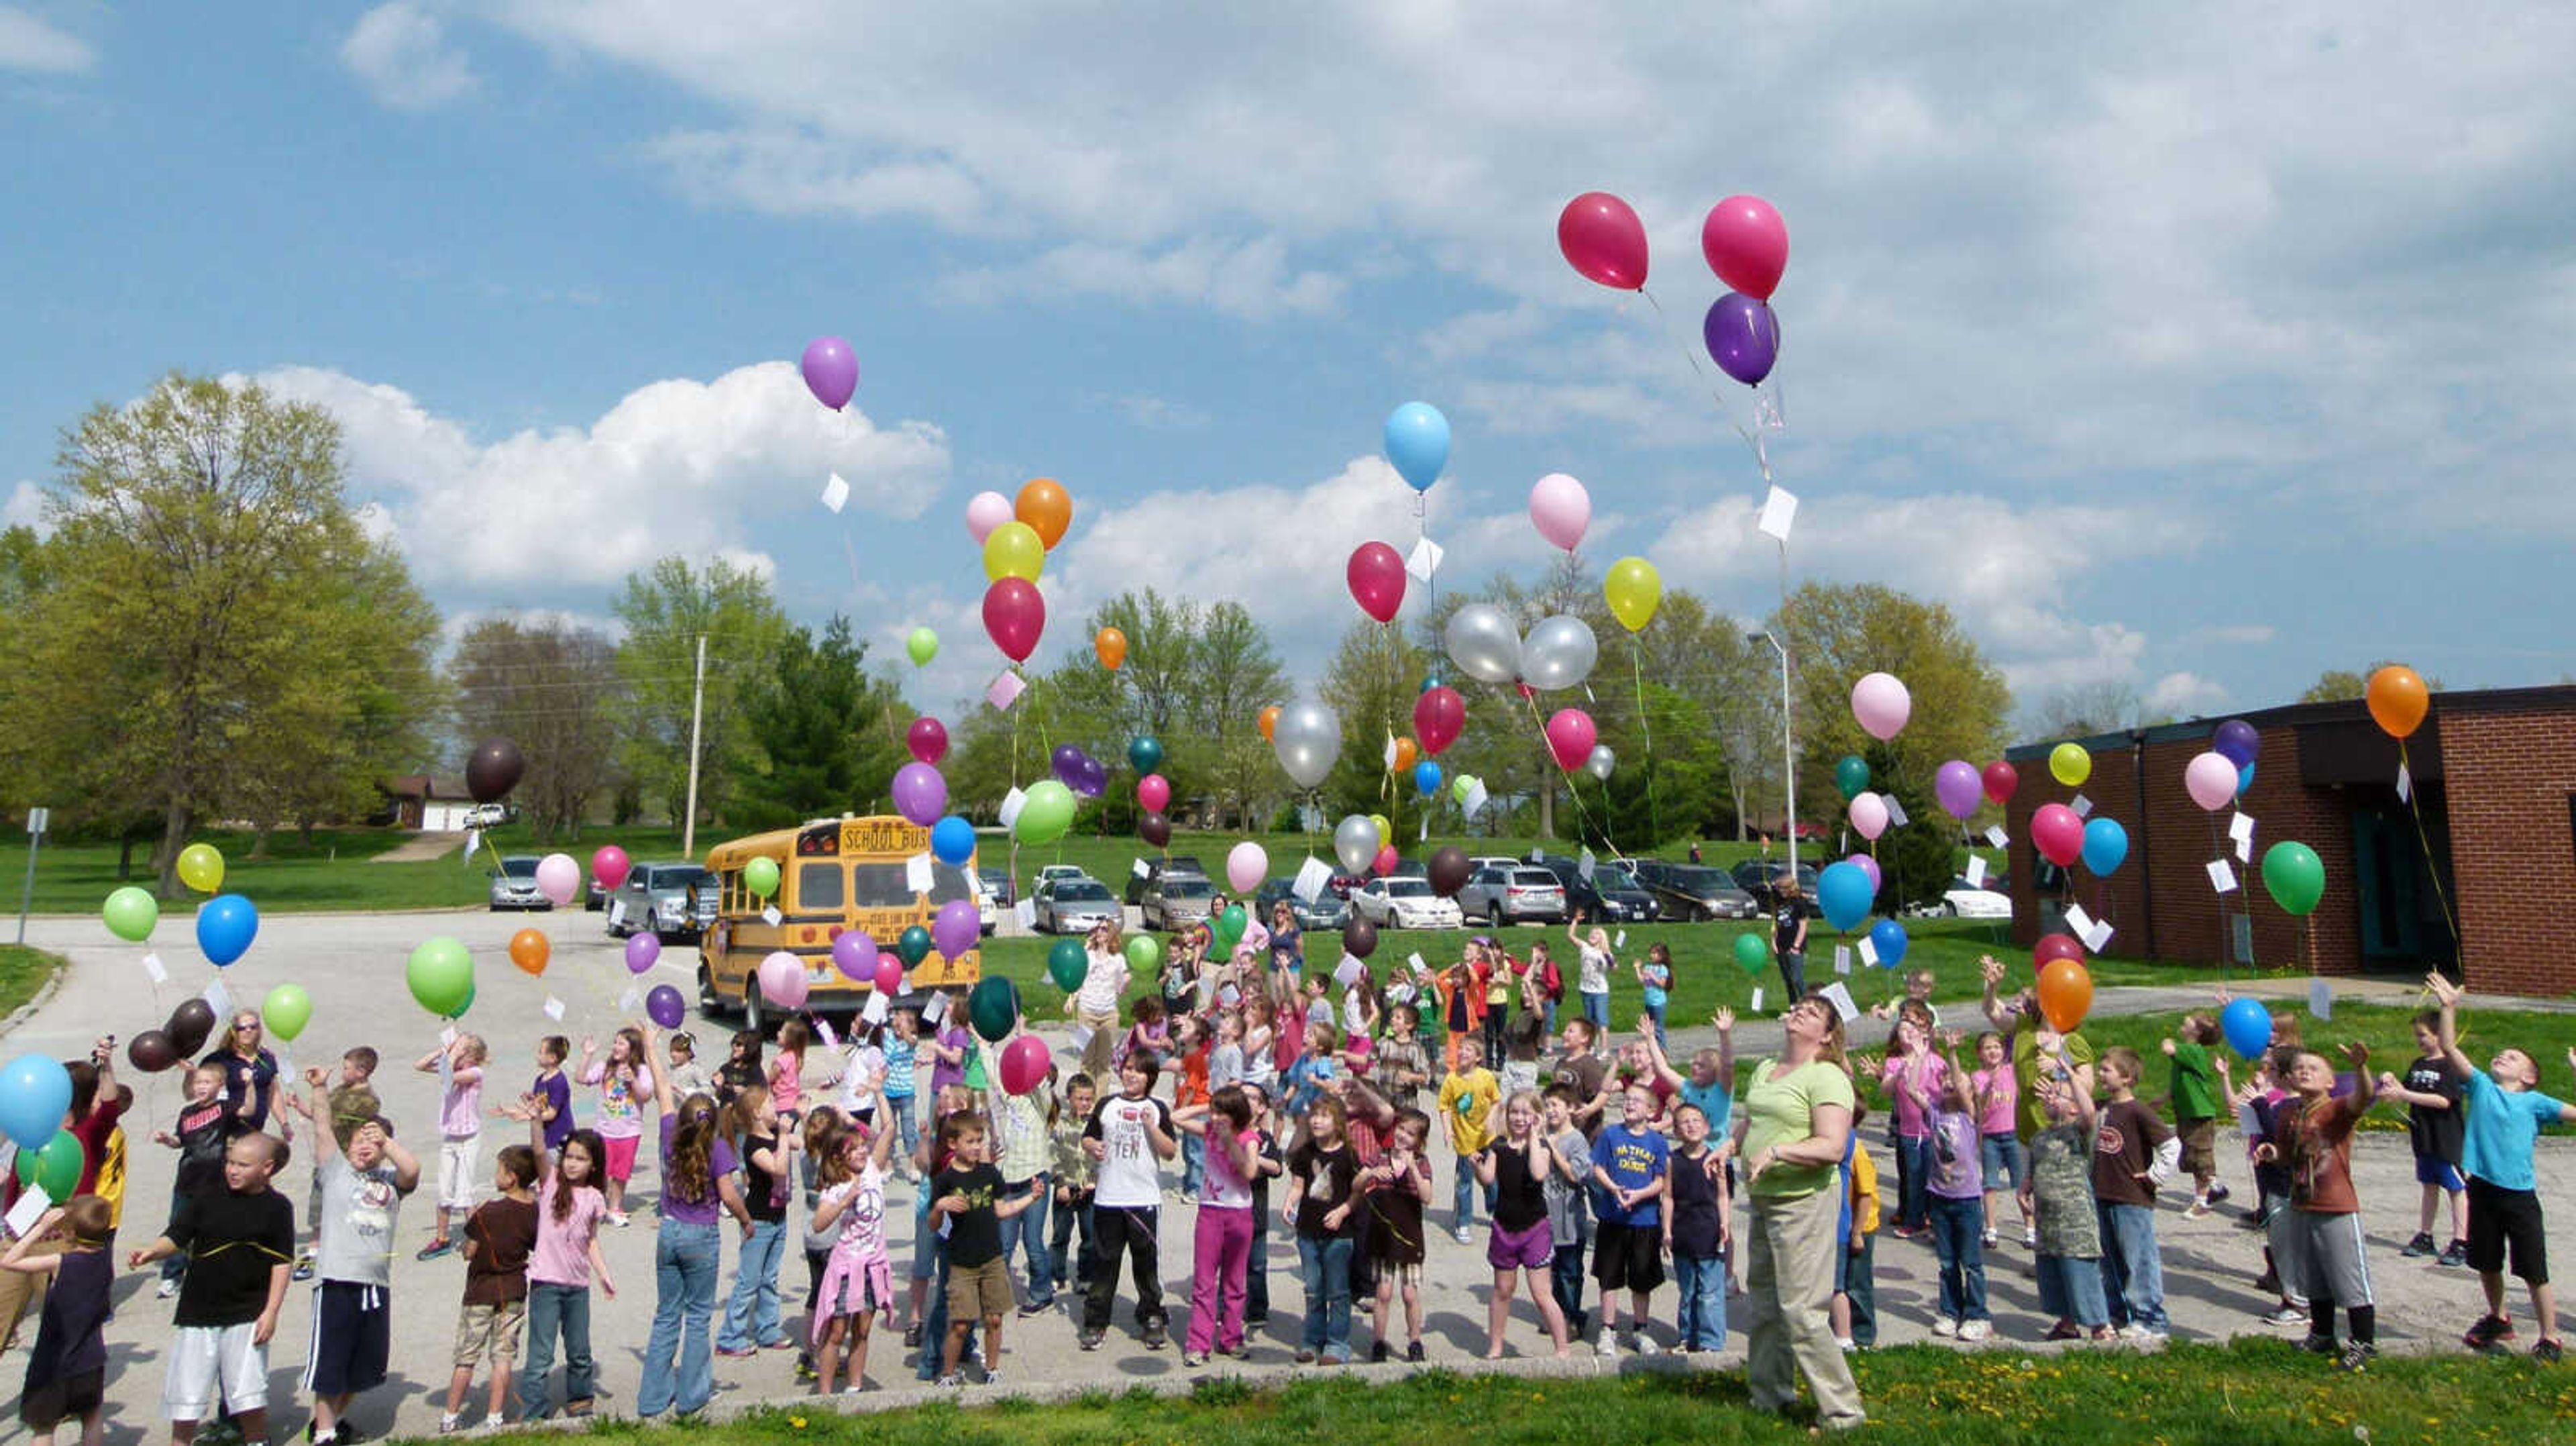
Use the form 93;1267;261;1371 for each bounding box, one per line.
1751;633;1796;876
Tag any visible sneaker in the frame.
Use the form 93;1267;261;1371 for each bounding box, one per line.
2438;1240;2471;1268
157;1278;179;1300
1981;1228;1998;1246
715;1346;755;1359
1018;1298;1055;1318
1183;1351;1210;1367
795;1356;818;1382
983;1368;1002;1387
417;1238;458;1261
1371;1340;1391;1363
904;1324;923;1349
481;1416;504;1430
437;1416;461;1436
2535;1339;2565;1364
1454;1227;1474;1245
2023;1227;2037;1249
1406;1340;1425;1363
1595;1336;1618;1358
1224;1342;1255;1360
2262;1306;2310;1327
2206;1184;2231;1204
1142;1325;1169;1351
2465;1314;2518;1351
2337;1341;2376;1374
934;1374;964;1388
1960;1321;1992;1343
2044;1321;2082;1341
608;1212;632;1229
2118;1323;2165;1343
1931;1316;1959;1338
2400;1231;2436;1259
1632;1335;1660;1357
292;1260;315;1283
2296;1333;2338;1356
2184;1201;2211;1220
1890;1225;1923;1241
1836;1336;1858;1351
1077;1329;1104;1351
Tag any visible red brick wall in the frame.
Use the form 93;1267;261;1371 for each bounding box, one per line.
2439;704;2576;996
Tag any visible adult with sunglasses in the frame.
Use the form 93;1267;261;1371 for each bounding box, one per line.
1071;920;1131;1080
203;1013;289;1144
1735;994;1864;1432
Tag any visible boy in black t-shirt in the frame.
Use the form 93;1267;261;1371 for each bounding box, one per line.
931;1115;1034;1387
151;1064;246;1298
128;1135;295;1446
2377;1011;2471;1266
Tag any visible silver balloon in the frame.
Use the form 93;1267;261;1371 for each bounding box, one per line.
1585;744;1616;781
1444;603;1522;685
1520;614;1598;692
1332;814;1381;876
1271;699;1342;789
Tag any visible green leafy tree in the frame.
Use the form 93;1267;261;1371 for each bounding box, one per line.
611;556;790;831
450;617;625;842
737;616;903;828
1317;619;1430;833
2300;664;2440;705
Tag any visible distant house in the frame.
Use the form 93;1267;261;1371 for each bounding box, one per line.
381;776;480;832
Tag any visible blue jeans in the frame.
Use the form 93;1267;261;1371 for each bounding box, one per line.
2036;1251;2109;1329
1894;1134;1932;1231
1674;1252;1727;1349
1580;991;1610;1031
1978;1132;2028;1193
717;1218;788;1351
1838;1231;1876;1347
1928;1194;1987;1323
1295;1234;1354;1359
885;1093;919;1160
1247;1204;1271;1319
1000;1177;1054;1305
1179;1133;1207;1196
517;1282;593;1419
1452;1155;1496;1233
1642;999;1668;1050
635;1219;720;1416
2096;1202;2166;1331
1050;1190;1095;1289
1551;1241;1590;1337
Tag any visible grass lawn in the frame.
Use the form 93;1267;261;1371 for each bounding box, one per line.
0;944;67;1017
478;1342;2576;1446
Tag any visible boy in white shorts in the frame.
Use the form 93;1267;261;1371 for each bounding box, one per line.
415;1035;487;1261
127;1135;295;1445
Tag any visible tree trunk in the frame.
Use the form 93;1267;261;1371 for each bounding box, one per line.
117;829;142;881
1538;774;1557;840
1731;783;1749;841
299;818;317;848
250;824;273;860
155;800;192;899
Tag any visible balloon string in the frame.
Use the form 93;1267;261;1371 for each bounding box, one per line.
1629;639;1660;845
2396;739;2462;965
1639;285;1776;482
2207;811;2231;989
1517;686;1617;862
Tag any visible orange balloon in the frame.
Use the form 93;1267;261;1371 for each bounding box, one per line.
2035;958;2092;1034
508;927;550;978
1392;737;1419;772
2366;665;2428;740
1016;478;1073;550
1095;626;1127;671
1258;704;1282;742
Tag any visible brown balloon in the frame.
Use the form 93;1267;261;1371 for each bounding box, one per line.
1342;917;1379;960
1138;811;1172;848
166;998;217;1059
126;1029;179;1074
1427;845;1470;898
466;737;525;805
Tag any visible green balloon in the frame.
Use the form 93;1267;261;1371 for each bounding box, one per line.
1047;937;1087;992
1835;755;1870;803
103;886;159;943
262;984;313;1043
1125;934;1163;976
1013;780;1077;846
1733;933;1770;975
449;980;477;1020
1213;905;1248;950
906;627;939;668
406;935;475;1017
968;976;1020;1044
13;1131;81;1200
1451;774;1474;805
2261;841;2326;917
744;857;781;898
897;925;933;968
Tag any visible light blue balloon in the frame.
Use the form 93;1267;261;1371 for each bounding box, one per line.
2080;817;2129;876
1413;760;1442;796
195;893;259;968
930;815;976;867
2220;997;2271;1060
1383;402;1450;493
1816;860;1874;933
2236;760;2256;798
0;1054;72;1149
1868;919;1909;969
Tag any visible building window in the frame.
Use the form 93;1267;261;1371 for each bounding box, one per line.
2233;915;2253;966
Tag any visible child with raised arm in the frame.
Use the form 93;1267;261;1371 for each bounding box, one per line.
1871;1016;1945;1239
1921;1032;1990;1341
290;1065;421;1445
576;1029;651;1227
2379;1007;2471;1267
127;1136;294;1446
1362;1107;1434;1363
810;1090;897;1394
152;1064;244;1298
441;1144;538;1432
1970;1031;2032;1248
1567;916;1615;1033
2262;1041;2381;1371
2426;973;2575;1361
1631;943;1674;1050
2157;1012;2229;1219
6;1196;112;1446
523;1036;574;1164
1477;1091;1571;1359
415;1033;486;1260
930;1111;1036;1386
1177;1084;1271;1367
2021;1049;2110;1341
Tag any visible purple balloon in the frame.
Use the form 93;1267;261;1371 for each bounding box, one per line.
891;761;947;827
830;929;878;982
1704;291;1780;387
800;336;857;411
1073;755;1108;798
1845;852;1882;895
623;933;661;974
933;898;980;960
1933;759;1982;821
1051;745;1087;788
645;984;687;1029
2213;719;2259;769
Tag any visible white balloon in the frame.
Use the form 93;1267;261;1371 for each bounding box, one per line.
1585;744;1616;781
1332;815;1381;876
1271;699;1341;789
1520;614;1598;691
1444;604;1522;685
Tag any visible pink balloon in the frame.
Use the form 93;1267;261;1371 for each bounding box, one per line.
2184;750;2239;812
757;950;810;1013
999;1035;1051;1096
1136;773;1171;813
1545;708;1597;772
1527;473;1591;552
1372;845;1400;878
2032;803;2085;868
1226;841;1269;894
982;578;1045;663
534;853;579;906
965;490;1014;544
590;845;631;893
1346;541;1406;623
873;953;904;995
1844;852;1882;894
1558;191;1650;291
1701;195;1789;301
1933;760;1982;821
1848;792;1890;841
1850;672;1911;741
907;716;949;766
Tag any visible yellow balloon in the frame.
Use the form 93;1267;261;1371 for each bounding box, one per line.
2049;741;2092;788
982;520;1046;583
1369;815;1393;854
177;843;225;894
1603;556;1662;633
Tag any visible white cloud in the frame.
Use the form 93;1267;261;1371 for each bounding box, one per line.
0;6;92;73
341;2;475;110
939;237;1346;321
243;361;950;592
2;480;45;533
2147;670;2229;717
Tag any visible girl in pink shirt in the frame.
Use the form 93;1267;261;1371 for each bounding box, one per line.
1874;1017;1947;1238
578;1029;651;1227
810;1096;897;1394
512;1119;616;1421
1970;1031;2033;1247
769;1019;810;1121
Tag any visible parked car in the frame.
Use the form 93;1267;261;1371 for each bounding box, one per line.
1351;876;1463;930
1911;874;2012;921
977;866;1015;907
487;856;549;911
1731;860;1821;911
1468;855;1523;875
606;863;718;942
1031;864;1091;896
1456;866;1569;926
584;876;610;911
1253;877;1348;931
1125;856;1208;906
1534;855;1660;924
1032;876;1122;934
1140;872;1217;929
975;866;1012;935
1633;859;1762;921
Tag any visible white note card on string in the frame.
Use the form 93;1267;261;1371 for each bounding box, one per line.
619;986;643;1014
543;996;566;1023
2082;921;2113;953
1293;856;1332;902
985;672;1026;711
761;906;783;927
2309;978;2334;1021
1965;857;1988;889
820;472;850;513
862;992;890;1026
2207;860;2238;893
2396;762;2412;803
1833;945;1853;976
1819;982;1860;1023
1856;936;1879;968
142;952;168;984
1984;826;2008;849
5;1187;50;1241
1757;484;1799;544
1884;795;1909;828
1405;536;1444;585
2064;903;2097;941
1750;986;1765;1015
2070;794;2092;819
998;786;1028;829
906;854;933;894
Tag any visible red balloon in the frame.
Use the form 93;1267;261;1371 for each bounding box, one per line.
1545;708;1596;772
1701;194;1789;301
1413;686;1464;758
1346;541;1406;624
999;1035;1051;1096
1558;191;1649;291
907;716;949;766
2031;803;2085;868
873;954;904;995
1980;760;2019;806
981;578;1045;663
2033;933;2085;968
1371;845;1400;877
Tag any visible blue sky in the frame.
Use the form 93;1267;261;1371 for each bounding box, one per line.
7;3;2575;729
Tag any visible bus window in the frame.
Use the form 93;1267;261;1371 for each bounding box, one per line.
928;861;973;905
796;860;845;911
850;864;911;909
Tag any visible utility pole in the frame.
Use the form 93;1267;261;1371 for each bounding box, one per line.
15;808;47;945
1751;633;1796;875
681;634;707;859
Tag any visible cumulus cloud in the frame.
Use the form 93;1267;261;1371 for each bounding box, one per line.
341;2;475;110
2147;670;2229;717
940;237;1346;321
0;6;92;73
244;361;949;594
2;480;45;533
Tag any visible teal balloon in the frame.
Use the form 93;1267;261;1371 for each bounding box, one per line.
1014;780;1077;846
1413;760;1442;796
1127;737;1163;775
1816;861;1874;933
2080;817;2129;876
898;925;932;967
1047;937;1087;992
1833;756;1870;803
968;977;1021;1043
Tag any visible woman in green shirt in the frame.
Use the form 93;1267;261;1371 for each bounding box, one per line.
1734;996;1864;1431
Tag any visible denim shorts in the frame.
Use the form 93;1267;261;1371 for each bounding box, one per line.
1978;1131;2027;1191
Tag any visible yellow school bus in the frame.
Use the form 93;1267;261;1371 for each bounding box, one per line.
698;815;980;1031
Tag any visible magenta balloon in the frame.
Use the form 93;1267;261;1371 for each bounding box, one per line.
1346;541;1406;624
2031;803;2086;868
830;929;877;981
907;716;949;766
1558;191;1650;291
1933;760;1982;821
1703;292;1780;388
1545;708;1597;772
1700;195;1789;301
1845;852;1882;894
623;932;660;974
2184;750;2239;812
982;578;1045;663
590;845;631;892
933;899;979;960
1136;773;1172;813
892;762;947;827
1981;760;2020;806
1000;1035;1051;1096
800;336;858;411
873;954;904;995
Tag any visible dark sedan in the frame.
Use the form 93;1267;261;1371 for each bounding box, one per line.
1634;859;1762;921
